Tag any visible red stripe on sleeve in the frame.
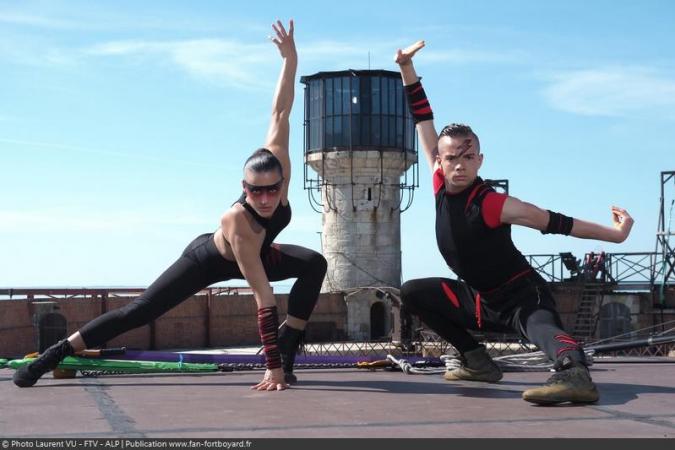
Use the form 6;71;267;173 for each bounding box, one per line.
411;98;429;107
433;167;444;195
414;106;432;115
481;192;508;228
441;281;460;308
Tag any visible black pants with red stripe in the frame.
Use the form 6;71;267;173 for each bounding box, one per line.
79;233;327;348
400;272;587;366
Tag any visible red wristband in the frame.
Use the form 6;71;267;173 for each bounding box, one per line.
257;306;282;370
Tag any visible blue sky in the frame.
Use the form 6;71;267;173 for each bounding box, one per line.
1;1;674;289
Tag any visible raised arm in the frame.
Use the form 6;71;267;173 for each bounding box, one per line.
265;19;297;203
396;41;440;173
500;196;634;243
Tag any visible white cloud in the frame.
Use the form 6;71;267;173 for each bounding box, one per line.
85;38;276;90
543;67;675;117
0;11;76;29
4;22;526;89
84;38;409;89
0;8;264;34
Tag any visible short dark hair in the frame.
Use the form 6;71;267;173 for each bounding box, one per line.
439;123;480;151
243;148;283;175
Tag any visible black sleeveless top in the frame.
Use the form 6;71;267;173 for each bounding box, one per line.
235;192;292;252
434;175;531;292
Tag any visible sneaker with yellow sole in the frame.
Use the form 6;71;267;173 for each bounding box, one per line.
522;363;599;405
443;346;503;383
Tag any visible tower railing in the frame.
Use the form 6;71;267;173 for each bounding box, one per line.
301;70;418;213
524;254;568;282
654;170;675;305
523;251;674;291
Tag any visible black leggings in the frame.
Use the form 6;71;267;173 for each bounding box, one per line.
400;273;587;366
79;233;327;348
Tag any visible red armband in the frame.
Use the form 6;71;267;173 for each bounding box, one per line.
405;80;434;124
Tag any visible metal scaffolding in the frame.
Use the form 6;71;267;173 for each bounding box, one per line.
654;170;675;305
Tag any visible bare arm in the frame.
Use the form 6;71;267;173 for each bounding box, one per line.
395;41;439;173
225;213;276;308
223;211;288;391
500;197;634;243
265;19;297;203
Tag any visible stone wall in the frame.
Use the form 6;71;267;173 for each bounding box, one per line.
2;285;672;359
0;292;347;358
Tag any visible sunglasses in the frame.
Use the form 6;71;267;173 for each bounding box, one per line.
243;178;284;195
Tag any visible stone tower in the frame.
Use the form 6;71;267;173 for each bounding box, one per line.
301;70;418;340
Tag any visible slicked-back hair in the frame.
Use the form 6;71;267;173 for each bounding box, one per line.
243;148;283;176
439;123;481;151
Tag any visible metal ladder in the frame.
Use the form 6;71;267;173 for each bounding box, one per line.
573;283;606;340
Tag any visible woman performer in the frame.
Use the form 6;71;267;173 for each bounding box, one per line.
14;20;325;392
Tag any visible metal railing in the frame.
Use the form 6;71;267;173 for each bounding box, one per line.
595;342;674;358
580;251;669;289
605;252;661;286
524;254;568;283
522;251;672;290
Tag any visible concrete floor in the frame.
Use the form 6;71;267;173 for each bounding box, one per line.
1;362;674;438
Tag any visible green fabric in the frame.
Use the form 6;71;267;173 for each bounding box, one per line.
0;359;7;369
7;356;219;373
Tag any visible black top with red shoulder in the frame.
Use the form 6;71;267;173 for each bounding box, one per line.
433;168;532;292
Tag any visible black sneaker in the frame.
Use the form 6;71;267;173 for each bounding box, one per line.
443;345;503;382
522;363;599;405
278;323;304;384
13;339;74;388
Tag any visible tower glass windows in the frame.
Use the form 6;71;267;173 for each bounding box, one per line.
302;70;415;153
